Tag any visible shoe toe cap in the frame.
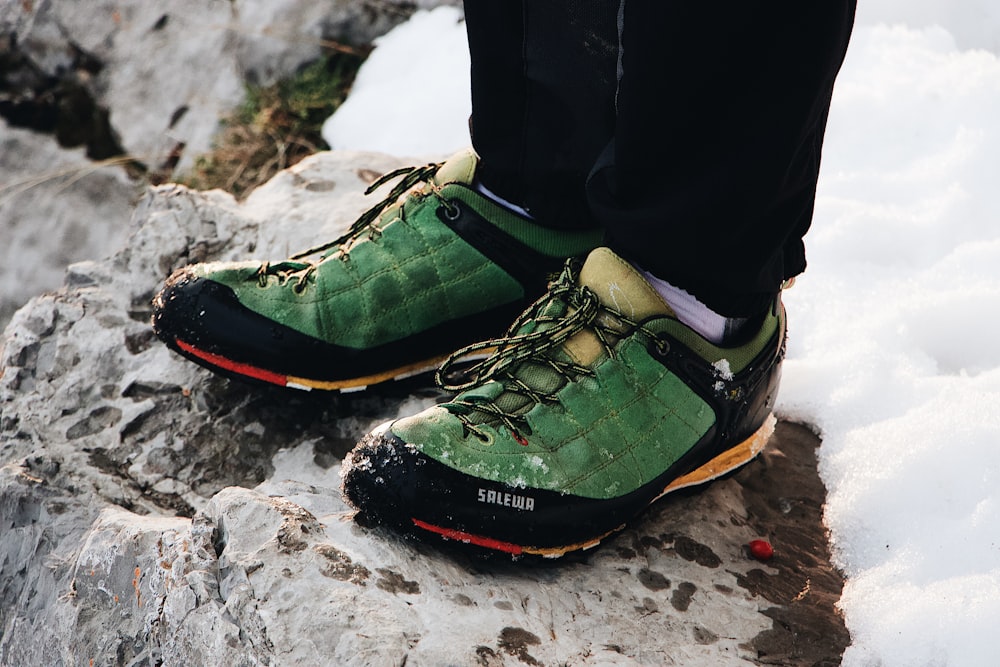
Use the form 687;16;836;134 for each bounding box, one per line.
340;422;436;528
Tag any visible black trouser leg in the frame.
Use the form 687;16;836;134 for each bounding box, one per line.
464;1;619;230
588;1;856;316
465;1;855;316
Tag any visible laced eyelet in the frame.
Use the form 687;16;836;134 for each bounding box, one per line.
649;334;671;359
255;264;270;288
441;200;461;221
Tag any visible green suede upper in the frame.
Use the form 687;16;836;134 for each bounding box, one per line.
390;248;782;500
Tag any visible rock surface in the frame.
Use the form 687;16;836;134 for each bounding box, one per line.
0;119;140;330
2;0;456;172
0;150;848;666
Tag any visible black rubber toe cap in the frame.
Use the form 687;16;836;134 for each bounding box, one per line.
153;270;342;379
340;424;652;555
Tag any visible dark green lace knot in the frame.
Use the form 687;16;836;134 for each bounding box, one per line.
286;160;446;263
254;259;317;293
435;263;596;393
250;160;449;292
435;260;659;442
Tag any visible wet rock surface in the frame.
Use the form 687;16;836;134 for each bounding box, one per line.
0;150;848;665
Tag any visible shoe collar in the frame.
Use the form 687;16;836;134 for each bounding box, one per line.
431;148;479;186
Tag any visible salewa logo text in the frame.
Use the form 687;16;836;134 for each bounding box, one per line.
477;488;535;511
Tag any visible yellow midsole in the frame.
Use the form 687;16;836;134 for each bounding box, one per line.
660;413;776;496
286;356;449;391
286;348;498;391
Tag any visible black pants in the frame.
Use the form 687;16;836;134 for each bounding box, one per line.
465;1;856;317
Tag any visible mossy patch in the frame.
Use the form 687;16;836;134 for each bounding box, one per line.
178;49;367;199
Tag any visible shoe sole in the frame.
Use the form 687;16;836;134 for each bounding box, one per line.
174;337;493;392
400;414;776;559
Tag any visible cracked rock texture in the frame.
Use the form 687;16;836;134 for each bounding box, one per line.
0;0;459;332
1;150;849;666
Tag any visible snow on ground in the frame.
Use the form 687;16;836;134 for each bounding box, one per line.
320;6;472;158
782;22;1000;667
325;4;1000;665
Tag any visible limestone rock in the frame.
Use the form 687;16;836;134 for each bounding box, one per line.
0;119;140;329
3;0;458;173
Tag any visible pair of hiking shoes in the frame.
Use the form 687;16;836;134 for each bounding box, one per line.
153;149;785;558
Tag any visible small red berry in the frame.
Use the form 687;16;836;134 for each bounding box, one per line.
748;539;774;561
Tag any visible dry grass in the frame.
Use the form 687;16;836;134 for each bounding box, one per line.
179;50;367;199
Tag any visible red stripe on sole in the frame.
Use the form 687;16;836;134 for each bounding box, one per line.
175;339;288;387
411;518;524;556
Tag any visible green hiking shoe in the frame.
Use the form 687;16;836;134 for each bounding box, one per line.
152;149;603;391
341;247;786;557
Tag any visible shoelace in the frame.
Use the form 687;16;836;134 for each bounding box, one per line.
254;161;457;291
436;260;665;442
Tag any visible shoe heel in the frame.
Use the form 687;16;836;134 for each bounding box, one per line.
660;413;776;496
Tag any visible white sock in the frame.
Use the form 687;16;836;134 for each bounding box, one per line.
474;181;534;219
640;269;745;344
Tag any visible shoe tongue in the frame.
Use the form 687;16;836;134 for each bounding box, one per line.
578;248;675;321
431;149;478;186
456;248;674;422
